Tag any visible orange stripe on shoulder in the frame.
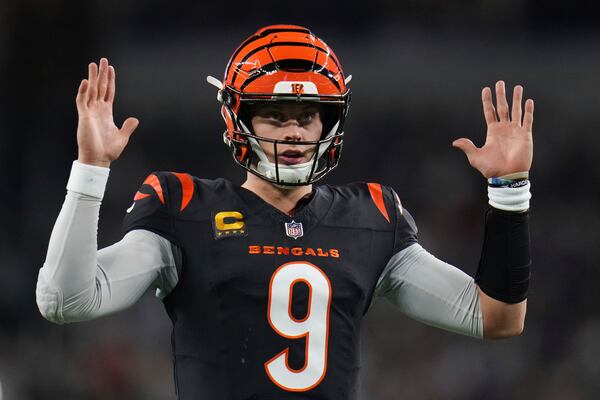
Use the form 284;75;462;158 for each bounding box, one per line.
134;192;151;201
170;172;195;211
367;183;390;223
139;174;165;204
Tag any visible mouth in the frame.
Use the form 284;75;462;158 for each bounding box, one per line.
278;149;306;165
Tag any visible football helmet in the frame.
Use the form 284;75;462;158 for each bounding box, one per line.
207;24;351;186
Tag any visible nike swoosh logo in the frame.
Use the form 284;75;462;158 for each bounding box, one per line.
126;203;135;213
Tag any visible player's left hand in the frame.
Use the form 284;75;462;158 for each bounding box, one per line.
452;81;534;178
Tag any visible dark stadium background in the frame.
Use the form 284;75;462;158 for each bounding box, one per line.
1;1;599;399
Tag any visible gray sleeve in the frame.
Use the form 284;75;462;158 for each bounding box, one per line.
375;243;483;339
36;187;178;324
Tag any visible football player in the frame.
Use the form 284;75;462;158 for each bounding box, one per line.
36;25;533;399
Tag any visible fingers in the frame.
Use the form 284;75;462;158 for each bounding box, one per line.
484;82;530;127
97;58;109;101
106;66;116;103
75;79;88;110
83;58;116;105
481;87;497;125
495;81;510;122
523;99;534;132
120;117;140;139
511;85;523;126
87;62;98;106
452;138;478;165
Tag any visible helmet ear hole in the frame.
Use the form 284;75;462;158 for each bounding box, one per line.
221;89;237;108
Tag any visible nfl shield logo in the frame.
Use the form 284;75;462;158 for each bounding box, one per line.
285;220;304;240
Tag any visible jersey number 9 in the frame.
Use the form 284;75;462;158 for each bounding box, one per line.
265;261;332;391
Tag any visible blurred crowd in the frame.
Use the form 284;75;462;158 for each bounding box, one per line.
0;1;599;399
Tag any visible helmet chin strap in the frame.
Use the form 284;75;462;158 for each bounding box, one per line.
239;120;340;185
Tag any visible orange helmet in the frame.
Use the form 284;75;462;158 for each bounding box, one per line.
207;24;351;186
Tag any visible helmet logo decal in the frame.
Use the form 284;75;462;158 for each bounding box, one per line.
273;81;318;94
291;83;304;95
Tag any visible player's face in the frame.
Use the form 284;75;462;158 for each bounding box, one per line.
250;102;323;165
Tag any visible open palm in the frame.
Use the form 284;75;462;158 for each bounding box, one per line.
76;58;139;168
453;81;534;178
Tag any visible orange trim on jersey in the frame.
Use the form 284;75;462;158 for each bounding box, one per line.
133;174;165;204
367;183;390;223
170;172;194;211
133;192;151;201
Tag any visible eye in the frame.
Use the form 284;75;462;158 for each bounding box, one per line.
271;111;286;121
263;110;286;122
298;110;317;125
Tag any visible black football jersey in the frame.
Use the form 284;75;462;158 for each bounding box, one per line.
123;172;418;400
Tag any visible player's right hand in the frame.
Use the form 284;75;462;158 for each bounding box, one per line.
76;58;139;168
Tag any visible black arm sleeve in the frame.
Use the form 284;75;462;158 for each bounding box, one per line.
475;208;531;303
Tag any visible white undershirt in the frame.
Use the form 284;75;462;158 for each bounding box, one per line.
36;161;483;338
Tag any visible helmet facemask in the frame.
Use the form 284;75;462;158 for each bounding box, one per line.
242;113;342;186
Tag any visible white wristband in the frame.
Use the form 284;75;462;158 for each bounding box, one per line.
66;160;110;200
488;181;531;212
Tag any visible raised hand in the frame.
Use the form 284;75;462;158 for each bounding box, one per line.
76;58;139;168
452;81;534;178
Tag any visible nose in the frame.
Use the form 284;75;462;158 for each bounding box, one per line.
281;120;303;142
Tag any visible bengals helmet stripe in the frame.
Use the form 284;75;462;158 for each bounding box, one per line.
224;27;312;74
240;61;341;92
231;42;342;88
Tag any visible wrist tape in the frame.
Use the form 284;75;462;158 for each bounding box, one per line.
488;182;531;212
66;160;110;200
487;171;531;212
